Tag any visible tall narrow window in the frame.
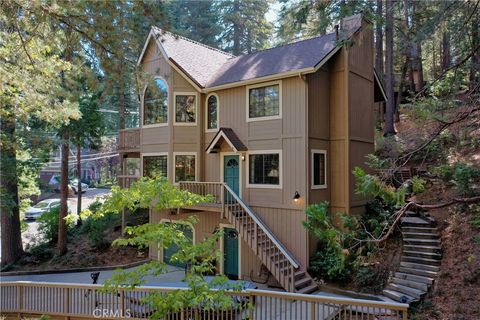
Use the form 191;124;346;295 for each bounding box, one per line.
206;94;218;130
248;152;281;186
247;82;281;121
174;154;196;183
143;155;168;178
143;78;168;125
311;150;327;188
175;93;197;124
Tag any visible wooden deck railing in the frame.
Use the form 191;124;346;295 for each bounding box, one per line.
0;282;408;319
118;175;139;189
118;128;140;152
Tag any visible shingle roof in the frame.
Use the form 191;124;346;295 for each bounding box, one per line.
206;33;338;87
206;128;248;153
149;14;363;89
151;27;234;88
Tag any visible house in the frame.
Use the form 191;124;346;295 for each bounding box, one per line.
118;14;386;294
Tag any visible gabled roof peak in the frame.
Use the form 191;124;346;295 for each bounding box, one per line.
151;26;235;59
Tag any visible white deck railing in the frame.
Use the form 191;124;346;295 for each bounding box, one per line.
0;281;408;319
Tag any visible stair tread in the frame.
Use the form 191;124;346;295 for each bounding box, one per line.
398;268;438;279
297;283;318;294
295;277;312;287
401;226;438;231
401;217;432;225
402;256;441;264
404;250;442;257
404;245;441;250
387;283;425;297
402;232;439;237
400;261;440;271
395;272;435;283
382;289;416;303
403;238;440;244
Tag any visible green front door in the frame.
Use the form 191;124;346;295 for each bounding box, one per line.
163;223;193;268
223;228;239;279
223;155;240;197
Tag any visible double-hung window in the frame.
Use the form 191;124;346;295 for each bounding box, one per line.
174;153;197;183
311;150;327;189
143;78;168;126
143;155;168;179
247;81;282;121
248;151;281;188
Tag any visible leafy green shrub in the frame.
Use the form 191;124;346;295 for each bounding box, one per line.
29;242;54;261
434;162;480;195
37;207;61;243
79;201;120;250
411;176;426;194
309;245;348;281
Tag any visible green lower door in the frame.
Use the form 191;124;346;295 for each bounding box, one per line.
163;223;193;268
224;228;239;279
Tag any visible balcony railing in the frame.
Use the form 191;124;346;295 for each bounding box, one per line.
118;128;140;152
0;281;408;320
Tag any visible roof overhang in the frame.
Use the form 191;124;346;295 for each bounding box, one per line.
206;128;247;154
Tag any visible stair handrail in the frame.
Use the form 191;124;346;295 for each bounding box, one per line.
223;183;299;269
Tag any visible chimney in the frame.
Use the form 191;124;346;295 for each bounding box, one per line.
339;13;368;39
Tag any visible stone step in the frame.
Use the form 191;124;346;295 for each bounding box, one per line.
400;261;440;272
402;232;439;240
297;283;318;294
404;244;442;253
402;255;441;266
401;226;439;234
386;283;425;299
391;277;429;291
382;289;416;303
398;267;439;279
404;250;442;260
395;272;434;285
403;238;440;246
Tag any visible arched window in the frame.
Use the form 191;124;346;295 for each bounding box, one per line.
143;78;168;125
206;94;218;130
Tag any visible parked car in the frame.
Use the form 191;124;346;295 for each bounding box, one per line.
24;199;73;220
24;199;60;220
70;179;89;194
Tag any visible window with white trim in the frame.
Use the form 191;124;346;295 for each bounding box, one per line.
174;154;196;183
248;153;280;186
143;155;168;178
248;82;280;120
311;150;327;188
124;158;140;176
143;79;168;125
206;94;218;130
175;93;197;124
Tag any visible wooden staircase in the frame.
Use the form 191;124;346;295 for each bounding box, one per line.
179;182;317;293
382;212;441;304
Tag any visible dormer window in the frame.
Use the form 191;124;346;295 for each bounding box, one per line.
143;78;168;126
206;93;218;131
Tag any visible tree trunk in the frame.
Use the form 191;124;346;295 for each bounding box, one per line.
118;65;126;130
76;140;82;217
396;55;410;122
411;0;424;92
57;130;69;255
0;109;24;266
232;0;241;55
384;0;396;136
442;31;450;71
375;0;384;81
470;13;479;89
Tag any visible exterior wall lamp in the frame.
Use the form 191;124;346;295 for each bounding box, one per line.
293;191;300;202
241;154;246;161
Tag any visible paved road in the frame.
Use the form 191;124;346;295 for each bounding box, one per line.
22;188;111;247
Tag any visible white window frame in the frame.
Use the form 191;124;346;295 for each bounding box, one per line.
205;93;220;133
141;152;169;180
123;157;141;177
173;92;198;126
246;150;282;189
142;76;169;129
246;80;282;122
311;149;327;189
173;152;198;184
